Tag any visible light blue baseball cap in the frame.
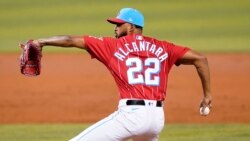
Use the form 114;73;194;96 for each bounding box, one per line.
107;8;144;27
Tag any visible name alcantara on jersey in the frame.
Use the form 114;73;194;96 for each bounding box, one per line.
114;41;169;62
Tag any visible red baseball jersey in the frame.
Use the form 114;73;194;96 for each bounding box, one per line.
84;34;189;100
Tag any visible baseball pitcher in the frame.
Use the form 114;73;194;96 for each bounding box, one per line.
25;8;212;141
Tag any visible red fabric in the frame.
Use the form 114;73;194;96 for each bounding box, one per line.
107;18;126;24
84;34;189;100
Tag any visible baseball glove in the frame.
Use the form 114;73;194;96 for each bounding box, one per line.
20;40;42;76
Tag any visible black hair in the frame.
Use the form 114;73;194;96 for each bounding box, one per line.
134;24;143;30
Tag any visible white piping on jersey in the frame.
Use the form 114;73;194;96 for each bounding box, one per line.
123;38;134;99
142;85;145;98
117;59;122;78
151;86;154;99
136;44;146;98
163;58;167;100
117;59;123;98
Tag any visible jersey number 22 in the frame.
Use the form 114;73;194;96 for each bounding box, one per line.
126;58;160;86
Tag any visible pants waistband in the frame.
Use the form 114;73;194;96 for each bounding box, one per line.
119;99;163;107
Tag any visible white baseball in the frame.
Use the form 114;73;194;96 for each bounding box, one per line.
199;106;210;116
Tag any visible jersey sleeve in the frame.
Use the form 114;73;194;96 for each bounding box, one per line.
83;35;113;64
165;42;190;67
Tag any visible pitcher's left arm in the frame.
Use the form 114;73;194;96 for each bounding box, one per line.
176;50;212;113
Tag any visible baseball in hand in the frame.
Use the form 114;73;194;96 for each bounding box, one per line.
199;106;210;116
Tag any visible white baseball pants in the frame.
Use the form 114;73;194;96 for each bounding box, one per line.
69;99;165;141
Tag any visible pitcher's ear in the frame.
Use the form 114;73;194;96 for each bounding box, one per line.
128;24;136;32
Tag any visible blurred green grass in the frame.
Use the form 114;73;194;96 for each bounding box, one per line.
0;0;249;53
0;124;249;141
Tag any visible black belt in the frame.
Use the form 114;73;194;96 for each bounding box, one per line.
126;100;163;107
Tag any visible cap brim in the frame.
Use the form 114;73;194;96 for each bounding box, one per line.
107;18;126;24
